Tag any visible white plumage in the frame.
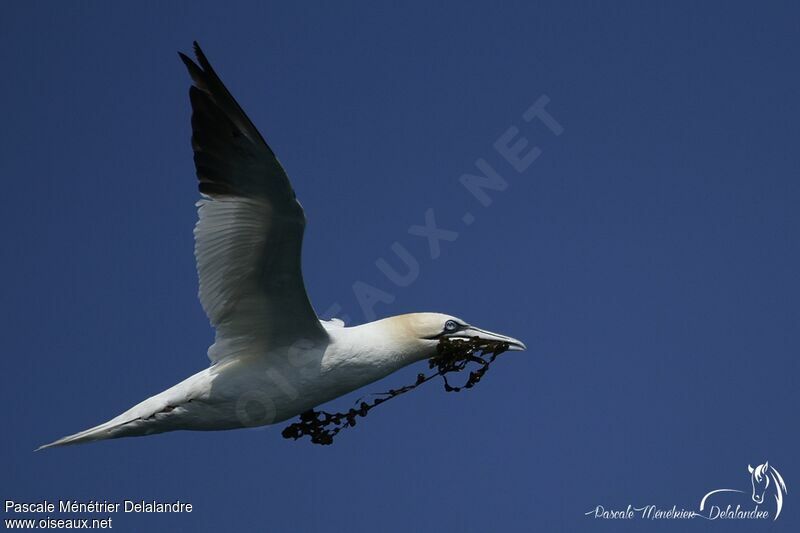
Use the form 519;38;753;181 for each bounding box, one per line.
38;43;524;450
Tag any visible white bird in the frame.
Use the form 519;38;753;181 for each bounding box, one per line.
39;43;525;450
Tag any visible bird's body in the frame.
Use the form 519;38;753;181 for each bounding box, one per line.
39;44;524;450
41;315;491;448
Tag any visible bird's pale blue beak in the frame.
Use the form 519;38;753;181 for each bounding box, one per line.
453;326;527;351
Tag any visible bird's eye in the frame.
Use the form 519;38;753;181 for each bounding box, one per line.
444;320;459;332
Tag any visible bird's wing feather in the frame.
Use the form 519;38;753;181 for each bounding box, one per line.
180;42;326;364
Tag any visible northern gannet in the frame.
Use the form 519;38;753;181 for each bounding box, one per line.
39;43;525;450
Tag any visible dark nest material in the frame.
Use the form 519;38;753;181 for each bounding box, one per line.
281;337;511;445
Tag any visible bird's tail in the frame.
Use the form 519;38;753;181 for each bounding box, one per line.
37;370;209;451
36;391;175;451
36;418;130;451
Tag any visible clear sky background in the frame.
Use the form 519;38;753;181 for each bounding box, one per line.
2;1;798;531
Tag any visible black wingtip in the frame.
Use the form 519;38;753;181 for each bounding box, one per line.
177;41;205;72
179;49;206;87
193;41;205;62
192;41;214;74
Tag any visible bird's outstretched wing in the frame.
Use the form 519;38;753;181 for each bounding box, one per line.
179;42;327;364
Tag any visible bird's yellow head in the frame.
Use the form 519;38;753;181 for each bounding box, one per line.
385;312;526;359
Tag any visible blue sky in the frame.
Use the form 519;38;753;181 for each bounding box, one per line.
2;1;798;531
